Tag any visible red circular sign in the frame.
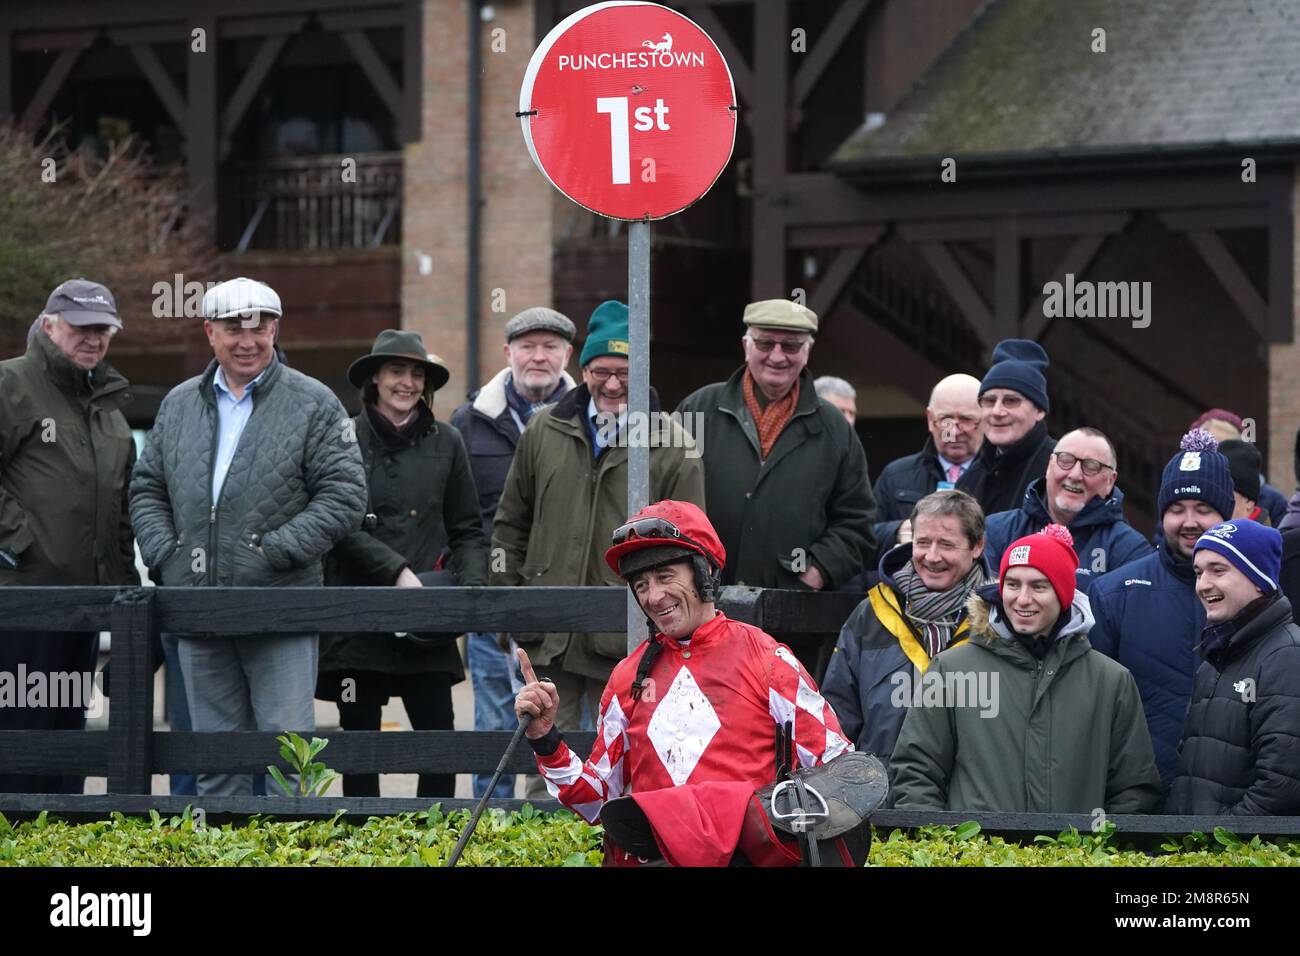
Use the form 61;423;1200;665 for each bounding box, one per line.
520;1;736;221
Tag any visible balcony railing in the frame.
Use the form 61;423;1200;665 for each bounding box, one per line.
227;152;402;253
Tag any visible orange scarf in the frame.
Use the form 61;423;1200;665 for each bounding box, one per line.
743;371;799;459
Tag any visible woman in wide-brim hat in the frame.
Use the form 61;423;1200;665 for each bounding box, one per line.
318;329;488;798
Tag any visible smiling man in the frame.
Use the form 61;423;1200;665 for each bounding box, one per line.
1165;521;1300;815
0;279;139;794
514;500;877;867
891;524;1161;813
822;490;989;774
982;427;1151;588
130;277;365;796
1088;430;1235;788
676;299;875;676
962;339;1058;516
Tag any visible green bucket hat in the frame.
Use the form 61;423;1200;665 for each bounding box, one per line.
347;329;451;392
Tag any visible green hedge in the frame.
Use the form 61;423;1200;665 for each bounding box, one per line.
0;807;1297;866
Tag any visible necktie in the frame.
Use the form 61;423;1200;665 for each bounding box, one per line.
947;464;962;483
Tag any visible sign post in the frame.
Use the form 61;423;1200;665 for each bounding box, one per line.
520;1;736;652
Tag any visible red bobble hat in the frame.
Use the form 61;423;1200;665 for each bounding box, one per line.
998;524;1079;611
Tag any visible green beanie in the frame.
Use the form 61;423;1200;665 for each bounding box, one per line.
579;300;630;366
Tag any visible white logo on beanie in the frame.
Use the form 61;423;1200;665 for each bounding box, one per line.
1008;545;1031;565
1179;452;1202;471
1206;523;1238;539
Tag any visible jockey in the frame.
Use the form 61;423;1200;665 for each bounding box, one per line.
514;499;878;866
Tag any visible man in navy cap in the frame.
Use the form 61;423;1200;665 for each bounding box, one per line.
962;339;1058;516
1166;520;1300;814
0;279;139;793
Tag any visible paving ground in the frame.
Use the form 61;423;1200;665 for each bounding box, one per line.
84;638;524;800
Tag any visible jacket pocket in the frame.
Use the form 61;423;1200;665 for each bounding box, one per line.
592;630;630;660
509;561;551;645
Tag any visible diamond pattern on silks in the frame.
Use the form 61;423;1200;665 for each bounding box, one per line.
646;666;722;785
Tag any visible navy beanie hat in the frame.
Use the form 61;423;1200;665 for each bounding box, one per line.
1218;439;1262;502
1194;520;1282;594
980;338;1050;412
1158;429;1235;520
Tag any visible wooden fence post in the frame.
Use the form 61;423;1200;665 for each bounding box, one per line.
106;588;156;794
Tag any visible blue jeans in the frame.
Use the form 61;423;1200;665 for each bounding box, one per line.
468;632;518;799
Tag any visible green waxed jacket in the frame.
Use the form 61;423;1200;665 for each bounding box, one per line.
0;331;138;587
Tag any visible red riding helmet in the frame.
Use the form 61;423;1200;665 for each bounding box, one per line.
605;500;726;601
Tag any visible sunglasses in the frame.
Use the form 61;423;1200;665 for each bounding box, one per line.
612;516;716;567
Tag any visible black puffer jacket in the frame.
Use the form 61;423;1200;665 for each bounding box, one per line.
961;421;1056;517
1166;594;1300;815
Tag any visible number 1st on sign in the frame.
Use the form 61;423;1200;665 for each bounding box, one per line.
596;97;672;185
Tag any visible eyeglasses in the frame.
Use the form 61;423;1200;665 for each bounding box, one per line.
587;367;629;383
747;336;809;355
934;413;980;431
1051;451;1115;477
978;393;1024;411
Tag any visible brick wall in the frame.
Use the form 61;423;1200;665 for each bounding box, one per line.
1267;165;1300;495
402;0;554;418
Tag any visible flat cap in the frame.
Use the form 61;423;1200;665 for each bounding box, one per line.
504;307;576;343
742;299;818;333
202;277;282;321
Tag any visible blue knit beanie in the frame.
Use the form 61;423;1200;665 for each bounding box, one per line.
579;300;630;366
1194;520;1282;593
979;338;1050;412
1157;429;1234;521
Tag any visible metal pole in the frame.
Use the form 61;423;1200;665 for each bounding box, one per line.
626;220;651;653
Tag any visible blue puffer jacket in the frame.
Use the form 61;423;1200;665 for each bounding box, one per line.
1088;543;1205;788
983;479;1152;592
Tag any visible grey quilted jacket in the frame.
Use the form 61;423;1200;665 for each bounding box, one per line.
129;356;365;588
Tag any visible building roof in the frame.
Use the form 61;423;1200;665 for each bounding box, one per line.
831;0;1300;172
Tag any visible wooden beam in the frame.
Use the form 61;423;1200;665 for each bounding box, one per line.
687;5;753;106
900;213;1130;242
1185;228;1269;338
401;0;422;143
106;590;155;795
13;29;96;52
221;14;311;38
187;16;219;244
3;0;400;32
340;29;402;122
1021;231;1112;340
915;240;995;347
18;47;80;130
788;222;885;248
220;32;291;158
318;8;405;31
129;44;187;130
1158;206;1271;231
792;0;869;107
783;171;1287;228
106;23;187;46
994;221;1020;341
809;244;872;321
751;0;788;298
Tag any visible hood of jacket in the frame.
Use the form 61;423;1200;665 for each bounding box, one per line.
30;327;131;408
1019;476;1130;530
469;366;577;420
966;583;1095;667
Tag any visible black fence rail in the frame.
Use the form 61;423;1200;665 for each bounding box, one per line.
3;585;1299;846
0;585;857;799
